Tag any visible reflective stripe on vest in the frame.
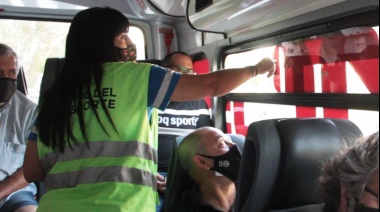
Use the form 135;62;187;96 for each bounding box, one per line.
44;166;156;190
41;140;157;189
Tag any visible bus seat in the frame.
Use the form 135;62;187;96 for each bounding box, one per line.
16;66;28;95
234;118;363;212
163;133;246;212
40;58;65;102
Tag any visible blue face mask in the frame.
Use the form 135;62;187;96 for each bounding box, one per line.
198;145;242;183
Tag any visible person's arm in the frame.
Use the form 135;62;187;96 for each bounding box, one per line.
23;140;45;183
0;168;29;200
171;57;275;101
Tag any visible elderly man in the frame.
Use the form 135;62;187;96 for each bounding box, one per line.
319;131;379;212
0;43;38;212
173;127;242;212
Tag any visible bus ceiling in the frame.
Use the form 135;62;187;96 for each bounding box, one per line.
186;0;378;36
0;0;177;21
0;0;378;37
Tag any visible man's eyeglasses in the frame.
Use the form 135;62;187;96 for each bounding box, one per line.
169;65;195;74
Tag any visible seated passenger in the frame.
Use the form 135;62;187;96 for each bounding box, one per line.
157;51;213;210
319;131;379;212
173;127;241;212
0;43;38;211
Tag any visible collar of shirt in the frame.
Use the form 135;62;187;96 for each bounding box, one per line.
0;99;11;113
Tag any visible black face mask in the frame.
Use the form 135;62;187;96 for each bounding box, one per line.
198;145;242;183
114;44;137;62
0;78;17;103
354;204;379;212
351;187;379;212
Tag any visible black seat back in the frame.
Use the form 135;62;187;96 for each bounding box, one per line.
40;58;65;102
16;66;28;95
234;118;363;212
163;133;245;212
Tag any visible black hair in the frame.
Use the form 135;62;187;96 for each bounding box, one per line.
38;7;129;152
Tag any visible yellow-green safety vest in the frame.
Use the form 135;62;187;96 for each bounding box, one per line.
37;62;159;212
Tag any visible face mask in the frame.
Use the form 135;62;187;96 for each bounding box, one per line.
114;44;137;62
349;188;379;212
0;78;17;103
198;145;242;183
354;204;379;212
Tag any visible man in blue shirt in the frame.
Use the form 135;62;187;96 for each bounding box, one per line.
0;43;38;212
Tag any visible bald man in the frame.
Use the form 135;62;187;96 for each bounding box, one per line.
173;127;242;212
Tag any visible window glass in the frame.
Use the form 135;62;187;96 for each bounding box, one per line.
225;102;379;137
129;27;146;61
225;26;379;94
224;26;379;137
0;19;145;103
225;46;277;93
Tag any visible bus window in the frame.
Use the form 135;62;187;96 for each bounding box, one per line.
0;19;145;103
0;19;70;103
224;26;379;136
192;52;212;109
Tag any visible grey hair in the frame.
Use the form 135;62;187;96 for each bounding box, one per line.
0;43;19;74
319;131;379;212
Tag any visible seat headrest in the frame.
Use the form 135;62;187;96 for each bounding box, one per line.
235;118;363;212
40;58;65;102
17;66;28;95
228;134;245;151
273;119;347;209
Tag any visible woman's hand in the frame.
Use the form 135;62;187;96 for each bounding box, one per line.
255;57;276;77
